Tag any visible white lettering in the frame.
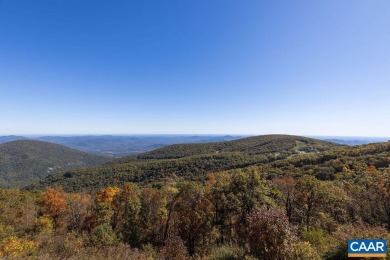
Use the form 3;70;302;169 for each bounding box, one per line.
367;242;375;250
359;243;367;251
376;242;385;251
349;241;386;253
350;242;359;251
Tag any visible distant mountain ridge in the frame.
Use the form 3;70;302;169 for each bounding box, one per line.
0;135;243;156
323;138;390;146
0;135;26;143
1;135;386;156
0;140;111;188
310;136;390;146
28;135;341;192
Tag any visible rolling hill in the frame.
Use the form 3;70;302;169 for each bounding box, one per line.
224;140;390;182
0;135;243;156
137;134;339;159
0;140;111;188
27;135;341;192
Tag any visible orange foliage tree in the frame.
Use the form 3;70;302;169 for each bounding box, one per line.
38;187;69;230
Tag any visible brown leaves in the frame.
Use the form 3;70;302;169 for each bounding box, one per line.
247;206;297;260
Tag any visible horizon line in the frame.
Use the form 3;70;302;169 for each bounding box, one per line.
1;133;389;139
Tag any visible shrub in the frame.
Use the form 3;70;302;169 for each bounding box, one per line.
159;236;189;260
292;241;321;260
247;206;297;259
90;223;118;246
0;235;38;257
34;215;54;234
207;245;244;260
301;229;328;254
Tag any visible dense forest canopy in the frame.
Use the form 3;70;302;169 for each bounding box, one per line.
28;135;340;192
0;140;111;189
137;134;339;160
1;136;390;259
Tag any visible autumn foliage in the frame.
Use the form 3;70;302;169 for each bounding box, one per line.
1;142;390;259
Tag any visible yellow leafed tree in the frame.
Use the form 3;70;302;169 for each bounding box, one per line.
96;186;121;204
0;236;38;257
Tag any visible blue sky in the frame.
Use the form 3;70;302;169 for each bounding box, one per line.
0;0;389;136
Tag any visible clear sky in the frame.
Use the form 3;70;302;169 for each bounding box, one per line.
0;0;389;136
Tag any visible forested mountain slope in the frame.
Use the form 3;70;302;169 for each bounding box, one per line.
36;135;242;156
227;141;390;181
28;153;268;192
10;140;390;259
137;134;339;160
0;140;111;188
28;135;340;192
